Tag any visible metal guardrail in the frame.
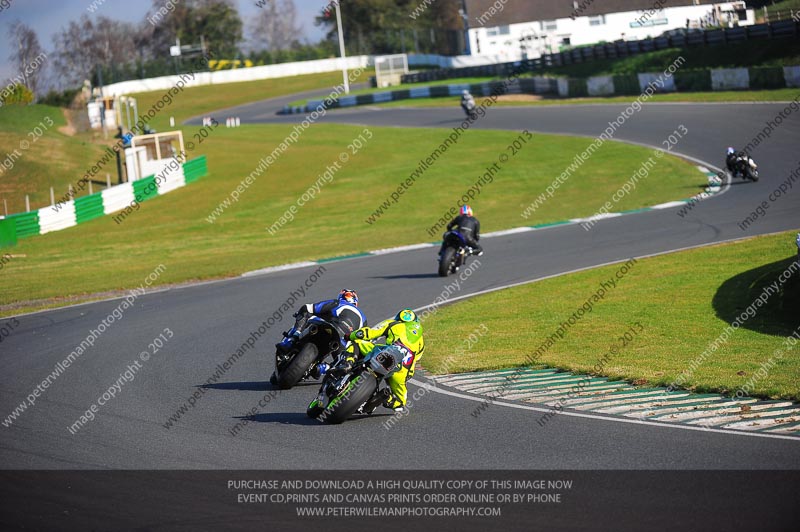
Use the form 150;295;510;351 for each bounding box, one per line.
402;21;800;84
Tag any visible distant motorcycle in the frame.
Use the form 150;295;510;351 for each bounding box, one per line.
438;230;472;277
461;96;476;118
728;154;759;182
306;344;405;424
736;155;759;182
272;316;346;390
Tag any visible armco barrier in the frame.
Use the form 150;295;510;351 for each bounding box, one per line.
287;78;551;114
7;211;40;239
74;194;105;224
102;184;136;215
0;156;207;247
183;156;207;183
0;218;17;247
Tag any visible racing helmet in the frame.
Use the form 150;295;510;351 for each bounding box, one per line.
462;90;469;96
727;147;735;155
460;205;473;216
395;309;417;323
338;289;358;306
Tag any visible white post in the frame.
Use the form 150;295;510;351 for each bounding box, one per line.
25;195;30;212
106;173;111;187
335;3;350;94
88;180;93;195
50;186;55;205
3;199;7;216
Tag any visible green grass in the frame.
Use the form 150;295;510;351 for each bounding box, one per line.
421;231;800;400
1;120;702;314
130;69;374;133
0;105;112;214
364;88;800;109
0;71;374;216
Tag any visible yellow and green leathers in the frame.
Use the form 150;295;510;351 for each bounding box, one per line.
345;318;424;409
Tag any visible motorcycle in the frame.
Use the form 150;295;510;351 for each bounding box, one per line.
461;97;476;119
306;344;405;424
272;316;346;390
729;155;759;182
438;230;472;277
738;155;759;182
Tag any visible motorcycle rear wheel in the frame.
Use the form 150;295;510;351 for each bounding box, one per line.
439;247;456;277
277;342;317;390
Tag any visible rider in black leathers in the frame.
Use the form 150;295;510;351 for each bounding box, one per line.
440;204;483;257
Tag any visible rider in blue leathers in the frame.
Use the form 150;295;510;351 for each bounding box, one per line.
271;289;366;383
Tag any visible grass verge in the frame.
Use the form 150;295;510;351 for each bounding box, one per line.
2;121;702;314
0;105;111;214
130;69;374;133
0;70;374;215
421;231;800;401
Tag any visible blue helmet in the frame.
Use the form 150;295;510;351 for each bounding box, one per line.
338;289;358;306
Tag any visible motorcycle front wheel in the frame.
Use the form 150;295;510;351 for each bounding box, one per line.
320;373;378;424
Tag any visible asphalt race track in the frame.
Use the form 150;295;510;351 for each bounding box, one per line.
3;95;799;474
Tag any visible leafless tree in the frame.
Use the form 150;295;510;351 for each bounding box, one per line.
247;0;303;52
51;15;137;88
7;21;46;95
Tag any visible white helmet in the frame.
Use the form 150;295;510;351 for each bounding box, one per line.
727;147;735;155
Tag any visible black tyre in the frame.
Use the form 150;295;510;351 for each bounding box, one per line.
277;342;317;390
438;247;455;277
320;374;378;424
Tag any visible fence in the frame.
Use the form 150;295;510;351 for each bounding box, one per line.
402;20;800;84
281;64;799;115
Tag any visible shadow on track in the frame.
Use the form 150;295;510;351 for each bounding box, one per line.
234;411;390;426
234;412;319;426
371;273;440;280
712;256;800;335
200;380;320;391
200;381;273;391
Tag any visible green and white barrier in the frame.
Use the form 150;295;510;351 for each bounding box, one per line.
285;78;559;114
0;156;207;246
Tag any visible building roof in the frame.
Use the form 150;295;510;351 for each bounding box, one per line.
466;0;718;26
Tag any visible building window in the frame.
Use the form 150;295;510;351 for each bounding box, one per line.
589;15;606;26
487;25;510;36
540;20;557;31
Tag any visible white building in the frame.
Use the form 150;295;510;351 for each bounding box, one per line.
465;0;755;61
